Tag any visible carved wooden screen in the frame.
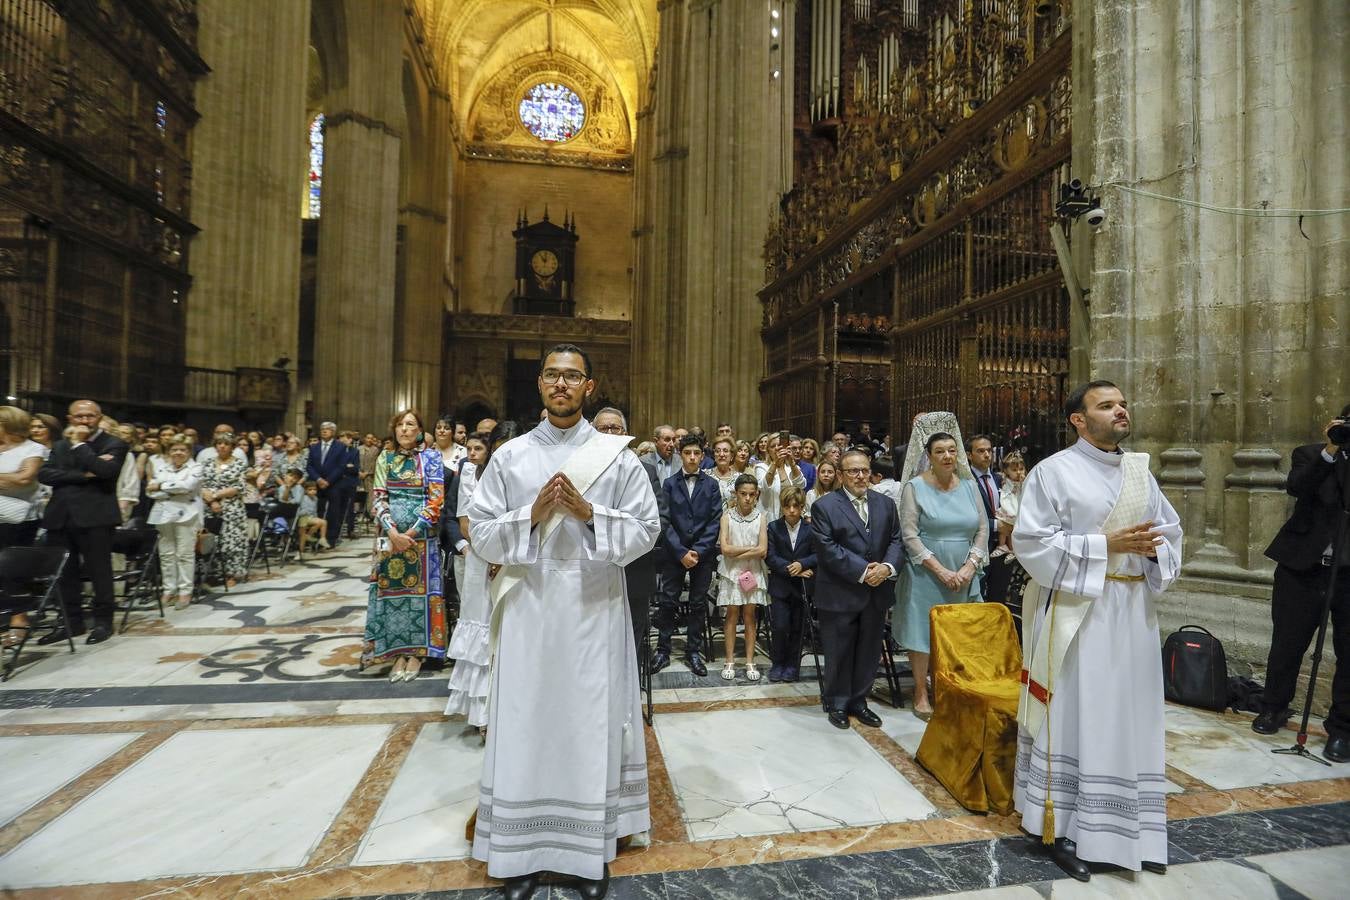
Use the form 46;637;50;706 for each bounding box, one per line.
762;0;1073;457
0;0;204;410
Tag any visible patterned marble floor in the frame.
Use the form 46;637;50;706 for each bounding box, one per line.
0;545;1346;899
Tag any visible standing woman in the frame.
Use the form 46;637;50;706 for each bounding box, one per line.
1;407;48;647
709;437;740;510
201;432;249;588
897;430;987;716
805;459;839;520
732;440;754;474
446;431;492;728
366;409;447;682
146;435;203;608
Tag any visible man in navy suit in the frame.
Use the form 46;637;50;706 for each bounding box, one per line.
766;486;817;682
810;448;903;729
653;435;722;677
307;420;358;548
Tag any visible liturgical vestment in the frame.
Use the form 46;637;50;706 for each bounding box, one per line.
1011;438;1182;870
466;418;659;880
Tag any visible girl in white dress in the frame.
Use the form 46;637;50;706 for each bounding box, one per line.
715;474;769;681
446;433;491;731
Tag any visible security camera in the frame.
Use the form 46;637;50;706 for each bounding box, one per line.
1084;205;1106;228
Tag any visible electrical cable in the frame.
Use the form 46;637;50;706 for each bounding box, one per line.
1104;183;1350;218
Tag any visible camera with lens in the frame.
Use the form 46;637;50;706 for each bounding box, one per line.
1329;418;1350;446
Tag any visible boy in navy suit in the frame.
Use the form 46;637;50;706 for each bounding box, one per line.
653;435;723;676
767;486;817;682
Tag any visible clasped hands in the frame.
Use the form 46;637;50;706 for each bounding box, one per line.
1107;520;1163;556
786;561;814;579
530;472;593;527
386;526;418;553
862;561;891;587
930;559;975;591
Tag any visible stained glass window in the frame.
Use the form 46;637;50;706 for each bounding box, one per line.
519;83;585;143
155;99;166;135
307;113;324;218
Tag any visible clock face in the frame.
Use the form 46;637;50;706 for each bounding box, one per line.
531;249;559;277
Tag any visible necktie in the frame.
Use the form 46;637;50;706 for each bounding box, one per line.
854;494;868;526
980;474;995;515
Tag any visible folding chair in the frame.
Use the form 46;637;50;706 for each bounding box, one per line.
112;521;163;633
246;501;274;575
1;546;73;681
872;616;905;708
804;598;826;708
257;501;300;566
194;516;227;597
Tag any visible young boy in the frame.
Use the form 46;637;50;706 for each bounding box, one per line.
296;479;330;551
766;486;817;682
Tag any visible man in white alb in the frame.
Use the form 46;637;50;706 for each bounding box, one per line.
466;344;660;900
1012;380;1183;882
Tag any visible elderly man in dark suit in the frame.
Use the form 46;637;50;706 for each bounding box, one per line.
809;448;903;729
307;420;358;549
653;435;721;677
37;399;129;645
1254;405;1350;764
594;408;669;659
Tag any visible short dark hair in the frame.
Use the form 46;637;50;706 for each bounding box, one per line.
733;473;760;492
1064;380;1119;424
966;434;994;450
1339;403;1350;419
678;434;703;452
924;431;956;453
873;455;894;479
541;342;592;377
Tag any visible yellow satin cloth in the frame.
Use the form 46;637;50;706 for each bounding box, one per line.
915;602;1023;815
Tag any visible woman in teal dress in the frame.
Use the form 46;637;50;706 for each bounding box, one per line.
365;409;447;682
898;430;988;716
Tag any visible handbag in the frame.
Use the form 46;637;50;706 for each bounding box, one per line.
736;568;758;594
1161;625;1229;711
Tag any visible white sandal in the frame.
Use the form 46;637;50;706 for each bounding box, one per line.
745;664;761;682
721;662;737;681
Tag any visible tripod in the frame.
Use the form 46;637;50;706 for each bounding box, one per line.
1273;451;1349;766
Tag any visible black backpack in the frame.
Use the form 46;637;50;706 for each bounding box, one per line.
1161;625;1228;711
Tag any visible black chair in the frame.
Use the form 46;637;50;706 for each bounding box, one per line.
245;502;273;574
251;501;300;570
0;546;73;680
874;617;905;708
111;521;163;633
195;516;227;596
804;599;826;707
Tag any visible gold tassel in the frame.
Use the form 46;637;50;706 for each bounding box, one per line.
1042;801;1056;845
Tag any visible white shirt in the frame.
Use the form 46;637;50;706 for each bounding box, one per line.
0;439;48;523
785;519;801;549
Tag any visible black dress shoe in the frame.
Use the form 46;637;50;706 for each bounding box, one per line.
1142;861;1167;875
36;627;84;646
1325;734;1350;764
650;650;671;674
577;864;610;899
503;872;540;900
827;708;850;730
686;653;708;677
1251;708;1291;735
849;705;883;728
86;625;113;645
1049;837;1090;882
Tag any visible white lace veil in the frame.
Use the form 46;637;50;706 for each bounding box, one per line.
897;411;972;484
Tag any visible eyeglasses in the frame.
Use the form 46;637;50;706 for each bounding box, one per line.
841;467;871;476
595;423;625;434
540;368;587;387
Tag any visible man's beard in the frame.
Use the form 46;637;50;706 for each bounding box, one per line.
1088;417;1129;446
544;392;584;418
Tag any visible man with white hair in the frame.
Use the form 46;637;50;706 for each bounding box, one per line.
307;420;357;548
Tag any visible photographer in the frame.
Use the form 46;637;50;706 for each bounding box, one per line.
1254;404;1350;764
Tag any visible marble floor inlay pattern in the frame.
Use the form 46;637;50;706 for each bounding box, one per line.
0;544;1346;898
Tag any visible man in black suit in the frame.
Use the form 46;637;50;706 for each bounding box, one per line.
766;486;817;683
1254;405;1350;764
653;435;721;677
307;420;358;548
810;448;903;729
594;408;670;655
37;399;129;645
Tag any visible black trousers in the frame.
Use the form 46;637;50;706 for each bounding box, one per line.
1262;563;1350;738
0;520;40;550
318;484;355;547
770;591;806;671
655;557;714;655
47;524;115;631
628;588;651;660
818;599;887;712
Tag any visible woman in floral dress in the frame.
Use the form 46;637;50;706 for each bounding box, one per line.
365;409;447;682
201;432;249;587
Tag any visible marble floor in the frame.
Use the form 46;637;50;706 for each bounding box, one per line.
1;544;1347;899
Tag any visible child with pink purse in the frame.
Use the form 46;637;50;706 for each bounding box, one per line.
715;473;769;680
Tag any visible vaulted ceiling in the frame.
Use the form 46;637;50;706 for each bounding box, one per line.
416;0;657;140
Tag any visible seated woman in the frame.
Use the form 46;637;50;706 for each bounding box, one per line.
897;430;988;717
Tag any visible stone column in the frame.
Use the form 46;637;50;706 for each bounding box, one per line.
1079;0;1348;666
189;0;310;429
312;0;405;435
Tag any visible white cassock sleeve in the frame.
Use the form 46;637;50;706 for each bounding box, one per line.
1143;480;1183;593
1011;464;1109;599
587;457;661;566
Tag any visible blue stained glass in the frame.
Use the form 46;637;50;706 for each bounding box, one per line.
155;100;166;134
519;82;585;143
308;114;324;218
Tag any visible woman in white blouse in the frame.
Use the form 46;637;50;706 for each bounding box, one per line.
146;435;204;609
1;406;49;648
